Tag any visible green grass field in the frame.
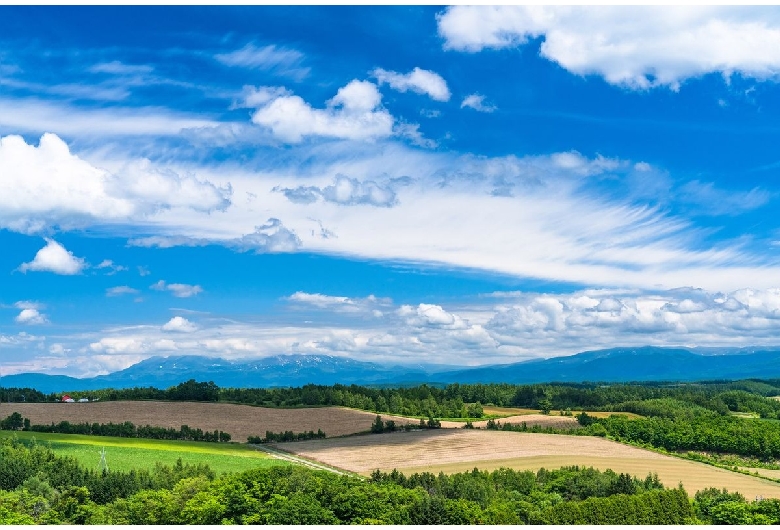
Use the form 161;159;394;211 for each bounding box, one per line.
1;431;288;475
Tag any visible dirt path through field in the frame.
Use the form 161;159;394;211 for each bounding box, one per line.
276;429;780;499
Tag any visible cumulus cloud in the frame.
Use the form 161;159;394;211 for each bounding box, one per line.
9;286;780;376
438;6;780;89
231;218;302;252
106;158;231;213
373;67;451;101
249;80;395;142
14;308;47;325
461;94;496;113
0;133;230;234
162;316;198;332
276;175;397;207
151;280;203;298
486;287;780;354
18;239;86;275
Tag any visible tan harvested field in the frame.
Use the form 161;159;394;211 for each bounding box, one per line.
0;402;418;442
439;414;580;430
276;429;780;499
481;406;641;420
743;468;780;480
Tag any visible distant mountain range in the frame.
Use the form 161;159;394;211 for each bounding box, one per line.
3;346;780;394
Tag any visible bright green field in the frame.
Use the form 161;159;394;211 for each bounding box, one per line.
1;431;288;475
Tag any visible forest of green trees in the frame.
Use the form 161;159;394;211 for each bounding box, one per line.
5;378;780;463
2;437;778;524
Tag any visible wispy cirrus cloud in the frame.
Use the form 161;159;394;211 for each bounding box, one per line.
215;43;309;80
106;286;140;297
0;99;221;137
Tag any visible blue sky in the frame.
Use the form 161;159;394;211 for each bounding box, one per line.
2;6;780;377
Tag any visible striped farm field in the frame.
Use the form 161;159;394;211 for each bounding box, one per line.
1;430;284;475
439;414;580;430
0;401;417;442
276;429;780;499
481;405;643;420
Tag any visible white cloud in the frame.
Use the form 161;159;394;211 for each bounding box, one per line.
128;218;303;253
88;61;153;75
231;218;302;253
437;6;780;89
106;286;140;297
250;80;395;142
95;143;780;293
677;180;772;215
167;283;203;298
151;280;203;298
0;99;220;137
18;239;86;275
286;292;390;315
48;343;68;355
276;175;397;207
96;259;128;275
215;43;309;80
14;308;47;325
373;67;451;101
162;316;198;332
461;94;496;113
0;133;230;234
7;286;780;376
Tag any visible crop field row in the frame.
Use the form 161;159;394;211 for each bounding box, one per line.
0;401;413;441
1;430;284;475
481;406;643;420
276;429;780;499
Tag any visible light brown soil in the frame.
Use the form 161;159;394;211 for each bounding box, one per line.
481;406;641;420
743;468;780;480
0;402;417;442
439;414;580;430
276;429;780;499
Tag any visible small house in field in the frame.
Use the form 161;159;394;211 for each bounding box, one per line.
61;395;75;403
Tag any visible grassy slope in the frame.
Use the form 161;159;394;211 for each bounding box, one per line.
1;431;286;475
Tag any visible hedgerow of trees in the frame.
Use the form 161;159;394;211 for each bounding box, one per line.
4;437;780;524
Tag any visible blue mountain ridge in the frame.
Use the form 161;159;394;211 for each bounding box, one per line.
3;347;780;394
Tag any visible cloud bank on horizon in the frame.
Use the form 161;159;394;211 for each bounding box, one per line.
1;5;780;377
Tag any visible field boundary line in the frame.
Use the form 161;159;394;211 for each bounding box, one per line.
248;443;361;478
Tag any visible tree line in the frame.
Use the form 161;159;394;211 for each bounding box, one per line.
2;437;778;524
247;429;325;444
1;413;231;443
6;377;780;420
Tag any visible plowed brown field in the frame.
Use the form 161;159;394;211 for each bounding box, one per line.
0;402;417;442
276;429;780;499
